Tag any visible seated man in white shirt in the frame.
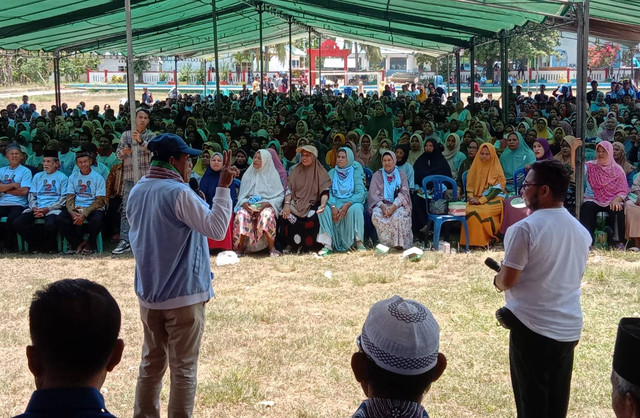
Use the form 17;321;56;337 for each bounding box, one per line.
56;150;107;254
13;150;68;252
0;143;32;251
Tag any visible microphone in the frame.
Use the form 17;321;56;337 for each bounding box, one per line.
485;257;501;272
189;177;200;193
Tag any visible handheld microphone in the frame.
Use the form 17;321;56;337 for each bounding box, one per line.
484;257;501;272
189;177;200;193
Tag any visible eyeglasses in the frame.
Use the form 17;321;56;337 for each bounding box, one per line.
520;182;544;191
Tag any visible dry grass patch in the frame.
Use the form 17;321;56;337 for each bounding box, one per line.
0;249;637;417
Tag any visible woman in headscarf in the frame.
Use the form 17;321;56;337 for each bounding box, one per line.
590;91;609;116
451;100;472;130
368;137;392;173
580;141;629;249
516;121;530;138
534;117;552;140
232;148;250;180
597;114;617;143
415;87;428;103
411;138;453;236
233;149;285;257
371;128;389;153
192;149;211;179
364;102;394;141
407;132;423;166
267;148;288;190
355;134;373;169
394;144;415;189
460;143;506;247
422;122;439;143
624;168;640;250
325;133;346;168
473;120;493;143
317;147;367;255
531;138;554;162
279;145;332;252
613;141;636;187
200;152;239;251
367;150;413;249
499;132;536;193
585;116;600;143
442;133;466;179
554;135;582;215
456;138;480;192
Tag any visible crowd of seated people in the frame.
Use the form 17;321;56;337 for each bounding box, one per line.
2;77;640;254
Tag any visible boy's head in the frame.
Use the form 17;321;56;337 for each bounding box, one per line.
27;279;124;389
351;296;446;403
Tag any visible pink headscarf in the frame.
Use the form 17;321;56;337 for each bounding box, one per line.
586;141;629;205
267;148;288;190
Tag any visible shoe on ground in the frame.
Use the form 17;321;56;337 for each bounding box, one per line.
112;240;131;255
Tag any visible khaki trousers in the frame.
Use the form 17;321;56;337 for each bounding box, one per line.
134;302;206;418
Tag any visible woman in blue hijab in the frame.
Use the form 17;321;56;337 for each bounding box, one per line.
317;147;367;255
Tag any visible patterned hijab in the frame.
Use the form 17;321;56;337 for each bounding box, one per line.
586;141;629;205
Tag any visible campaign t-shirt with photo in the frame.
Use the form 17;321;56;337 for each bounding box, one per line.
66;169;106;208
31;170;69;209
0;164;32;207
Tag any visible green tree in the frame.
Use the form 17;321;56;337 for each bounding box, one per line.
360;44;383;70
473;23;560;78
14;56;51;84
178;62;195;82
133;57;151;83
59;55;101;82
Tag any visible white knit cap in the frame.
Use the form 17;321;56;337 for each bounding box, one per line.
359;295;440;376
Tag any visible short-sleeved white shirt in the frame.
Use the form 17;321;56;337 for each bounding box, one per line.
503;207;592;342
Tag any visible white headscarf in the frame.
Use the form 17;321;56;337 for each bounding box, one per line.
235;149;285;215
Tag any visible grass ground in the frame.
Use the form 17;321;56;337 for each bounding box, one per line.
0;248;636;417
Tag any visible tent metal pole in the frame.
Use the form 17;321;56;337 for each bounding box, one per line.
203;59;207;97
446;54;450;98
174;56;178;94
53;50;61;114
124;0;139;183
469;38;475;106
258;2;264;110
575;0;589;218
455;50;461;103
308;28;312;95
212;0;221;123
500;30;508;124
318;33;322;93
288;17;293;97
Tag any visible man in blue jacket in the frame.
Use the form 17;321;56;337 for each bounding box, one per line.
127;133;237;417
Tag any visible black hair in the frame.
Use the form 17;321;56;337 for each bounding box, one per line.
530;159;570;202
80;142;98;154
361;354;439;401
29;279;121;378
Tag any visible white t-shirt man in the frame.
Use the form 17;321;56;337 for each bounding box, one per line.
503;207;591;342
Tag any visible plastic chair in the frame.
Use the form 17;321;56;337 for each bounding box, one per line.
362;167;377;245
0;216;25;252
363;167;373;189
513;167;527;196
422;175;470;252
22;218;63;253
461;170;468;196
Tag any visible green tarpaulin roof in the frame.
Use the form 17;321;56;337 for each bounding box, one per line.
0;1;634;57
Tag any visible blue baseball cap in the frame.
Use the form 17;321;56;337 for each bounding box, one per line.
148;133;201;158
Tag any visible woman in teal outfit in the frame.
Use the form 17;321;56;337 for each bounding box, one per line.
498;132;535;194
317;147;367;255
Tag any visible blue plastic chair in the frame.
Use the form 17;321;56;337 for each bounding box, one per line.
461;170;468;196
422;175;470;252
362;167;377;245
363;167;373;189
0;216;25;252
513;167;527;196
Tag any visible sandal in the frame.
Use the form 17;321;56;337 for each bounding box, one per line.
317;247;332;257
356;243;367;252
269;249;282;257
235;251;245;258
82;248;94;255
